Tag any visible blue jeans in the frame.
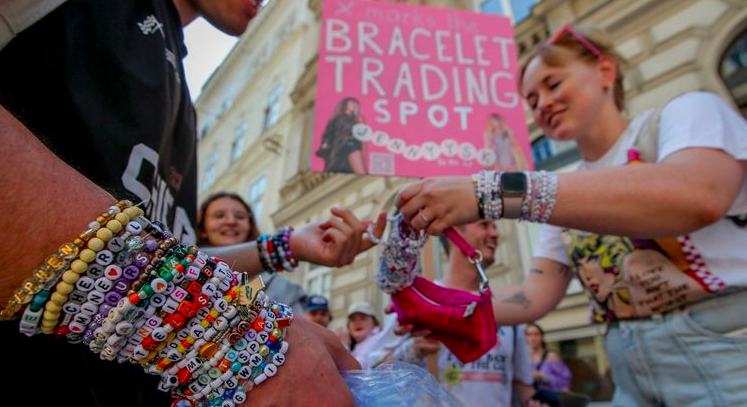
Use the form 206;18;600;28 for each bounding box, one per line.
604;289;747;407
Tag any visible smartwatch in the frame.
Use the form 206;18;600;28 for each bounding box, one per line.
499;172;527;219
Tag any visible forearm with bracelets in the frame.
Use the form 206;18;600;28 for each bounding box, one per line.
472;170;558;222
1;200;299;407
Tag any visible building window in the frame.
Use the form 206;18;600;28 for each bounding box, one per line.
531;136;555;163
262;83;283;132
247;175;267;219
198;118;213;142
230;120;249;163
219;88;237;118
305;265;332;300
531;135;581;170
201;152;220;192
720;29;747;117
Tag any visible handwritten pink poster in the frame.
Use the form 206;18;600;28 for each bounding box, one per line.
311;0;533;177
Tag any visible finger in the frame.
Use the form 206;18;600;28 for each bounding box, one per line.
394;324;414;335
422;343;441;354
373;212;387;238
324;217;355;239
398;195;426;224
426;219;449;236
411;329;431;337
395;181;423;209
330;206;364;232
322;228;346;245
415;209;437;231
358;212;388;251
318;222;332;231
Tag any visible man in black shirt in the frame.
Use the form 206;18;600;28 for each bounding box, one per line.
0;1;367;406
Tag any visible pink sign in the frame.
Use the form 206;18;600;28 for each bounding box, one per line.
311;0;533;177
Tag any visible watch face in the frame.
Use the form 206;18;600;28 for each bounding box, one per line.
501;172;527;195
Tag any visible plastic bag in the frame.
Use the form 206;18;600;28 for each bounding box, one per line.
344;362;461;407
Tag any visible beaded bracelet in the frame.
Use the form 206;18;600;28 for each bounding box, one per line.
8;201;295;405
473;170;502;220
13;201;138;333
60;217;156;339
257;228;298;273
518;171;559;223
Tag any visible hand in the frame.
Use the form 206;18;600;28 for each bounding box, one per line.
395;176;479;235
291;208;386;267
243;316;360;407
410;335;441;358
395;324;440;359
532;369;545;381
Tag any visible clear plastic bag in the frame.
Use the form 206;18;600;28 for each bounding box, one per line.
344;362;461;407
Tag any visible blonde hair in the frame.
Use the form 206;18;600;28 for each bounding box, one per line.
520;27;627;111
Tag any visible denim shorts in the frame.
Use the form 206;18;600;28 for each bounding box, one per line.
604;289;747;407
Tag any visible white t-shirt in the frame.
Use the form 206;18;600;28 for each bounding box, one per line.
534;92;747;321
438;325;533;407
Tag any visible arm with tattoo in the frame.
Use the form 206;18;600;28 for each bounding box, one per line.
490;258;573;325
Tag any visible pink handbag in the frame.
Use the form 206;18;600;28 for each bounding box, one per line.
383;226;498;363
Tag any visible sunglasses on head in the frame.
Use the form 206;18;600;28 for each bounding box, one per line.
547;23;603;58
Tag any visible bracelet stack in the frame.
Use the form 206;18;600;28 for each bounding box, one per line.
473;171;502;219
472;170;558;223
521;171;558;223
257;228;298;273
1;200;296;407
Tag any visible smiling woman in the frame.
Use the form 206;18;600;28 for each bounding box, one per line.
197;192;258;246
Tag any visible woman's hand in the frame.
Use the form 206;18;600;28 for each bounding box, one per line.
395;176;480;235
291;208;386;267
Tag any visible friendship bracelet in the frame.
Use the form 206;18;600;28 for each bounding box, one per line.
7;201;135;324
8;201;295;405
518;171;559;223
62;218;158;340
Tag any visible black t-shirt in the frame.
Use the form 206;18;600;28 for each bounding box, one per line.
0;0;196;405
316;114;362;173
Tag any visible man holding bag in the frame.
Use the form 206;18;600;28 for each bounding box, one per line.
370;220;542;407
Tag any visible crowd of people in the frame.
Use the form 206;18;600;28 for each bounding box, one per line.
2;1;746;407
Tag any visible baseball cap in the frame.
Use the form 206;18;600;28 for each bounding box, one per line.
347;301;376;318
305;295;329;312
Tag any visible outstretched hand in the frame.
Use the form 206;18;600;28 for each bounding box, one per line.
395;176;480;235
291;208;387;267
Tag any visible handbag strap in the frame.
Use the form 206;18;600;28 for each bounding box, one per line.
443;227;490;293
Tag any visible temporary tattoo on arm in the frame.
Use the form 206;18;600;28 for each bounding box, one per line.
558;265;572;278
501;291;531;310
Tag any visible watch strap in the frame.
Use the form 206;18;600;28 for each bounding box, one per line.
502;196;523;219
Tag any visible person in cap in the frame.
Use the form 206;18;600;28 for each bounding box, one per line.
305;295;332;327
343;301;381;365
